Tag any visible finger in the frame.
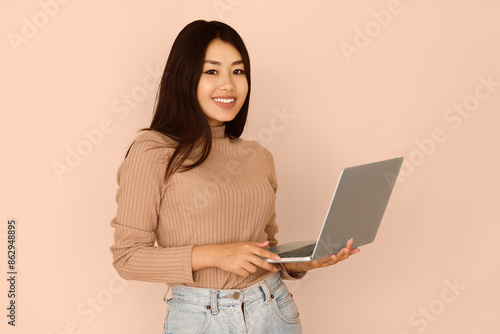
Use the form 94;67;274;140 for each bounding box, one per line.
229;260;252;277
248;241;282;260
314;246;359;269
337;245;360;261
250;245;281;262
240;261;259;274
250;256;280;272
303;259;327;269
312;256;337;268
328;255;339;265
335;248;348;261
350;247;360;255
264;251;281;262
235;267;251;277
335;239;352;261
251;241;270;248
346;238;353;251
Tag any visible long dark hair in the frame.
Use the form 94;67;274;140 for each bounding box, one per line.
126;20;251;180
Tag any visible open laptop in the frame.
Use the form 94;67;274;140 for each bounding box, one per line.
265;157;404;263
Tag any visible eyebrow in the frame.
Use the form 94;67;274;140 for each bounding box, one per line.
204;59;244;66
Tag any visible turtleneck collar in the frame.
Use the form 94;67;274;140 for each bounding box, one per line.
211;124;226;138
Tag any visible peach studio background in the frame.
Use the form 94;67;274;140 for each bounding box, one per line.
2;0;499;333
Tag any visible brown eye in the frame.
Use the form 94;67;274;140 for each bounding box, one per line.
233;69;244;75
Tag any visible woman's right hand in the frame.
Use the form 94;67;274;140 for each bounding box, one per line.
192;241;281;277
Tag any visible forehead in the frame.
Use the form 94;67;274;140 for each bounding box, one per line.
204;39;243;63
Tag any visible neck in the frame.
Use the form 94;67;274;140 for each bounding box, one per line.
211;123;226;138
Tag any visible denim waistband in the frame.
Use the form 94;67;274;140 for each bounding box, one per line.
169;272;282;314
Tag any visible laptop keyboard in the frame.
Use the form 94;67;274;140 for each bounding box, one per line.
278;243;316;258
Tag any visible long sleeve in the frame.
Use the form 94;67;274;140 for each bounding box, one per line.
110;131;195;284
262;147;307;281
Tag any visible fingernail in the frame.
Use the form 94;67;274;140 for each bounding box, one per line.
274;255;281;261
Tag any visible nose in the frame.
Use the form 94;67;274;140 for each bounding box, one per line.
219;72;235;91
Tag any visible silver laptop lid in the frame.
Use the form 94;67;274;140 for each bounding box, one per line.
311;157;403;260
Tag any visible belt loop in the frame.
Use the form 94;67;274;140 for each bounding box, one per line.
163;285;171;301
210;290;219;314
259;281;272;305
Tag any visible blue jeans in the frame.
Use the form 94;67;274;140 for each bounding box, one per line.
163;272;302;333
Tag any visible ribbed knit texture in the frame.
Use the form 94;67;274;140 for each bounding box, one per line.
110;124;303;289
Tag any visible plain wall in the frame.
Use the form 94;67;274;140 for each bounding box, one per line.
2;0;499;333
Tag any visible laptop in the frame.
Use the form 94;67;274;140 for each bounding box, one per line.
265;157;404;263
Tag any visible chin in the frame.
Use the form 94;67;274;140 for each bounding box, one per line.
210;112;238;124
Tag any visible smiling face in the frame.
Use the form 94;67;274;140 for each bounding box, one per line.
197;39;249;127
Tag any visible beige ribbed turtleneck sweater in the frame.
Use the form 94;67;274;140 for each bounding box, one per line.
110;124;303;289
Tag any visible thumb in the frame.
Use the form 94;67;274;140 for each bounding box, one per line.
253;240;270;248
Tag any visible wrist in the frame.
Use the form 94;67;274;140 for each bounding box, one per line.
283;262;308;274
192;244;217;271
283;262;296;273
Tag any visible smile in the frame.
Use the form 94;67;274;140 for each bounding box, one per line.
212;98;235;103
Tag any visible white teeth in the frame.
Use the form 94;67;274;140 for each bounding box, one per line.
213;98;235;103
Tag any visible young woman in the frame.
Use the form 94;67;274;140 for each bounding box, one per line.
110;20;359;334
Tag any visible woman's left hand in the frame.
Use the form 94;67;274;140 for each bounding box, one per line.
283;238;360;274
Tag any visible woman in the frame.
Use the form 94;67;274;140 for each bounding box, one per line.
110;20;359;333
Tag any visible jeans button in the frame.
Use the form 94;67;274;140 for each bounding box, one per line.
233;292;240;299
